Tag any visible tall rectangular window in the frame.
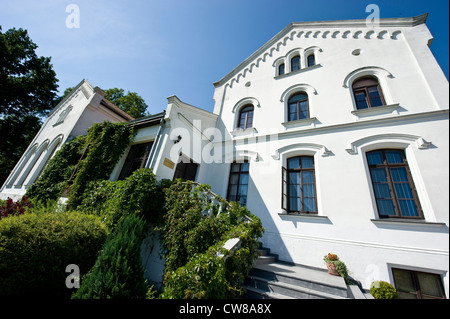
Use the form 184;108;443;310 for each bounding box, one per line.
282;156;317;214
367;149;423;219
227;161;249;206
118;142;153;180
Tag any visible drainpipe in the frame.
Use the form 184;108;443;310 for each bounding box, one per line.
145;112;166;171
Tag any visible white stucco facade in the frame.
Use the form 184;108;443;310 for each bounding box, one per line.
1;14;448;297
143;14;449;295
0;79;133;201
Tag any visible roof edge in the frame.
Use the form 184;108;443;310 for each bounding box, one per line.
213;14;429;88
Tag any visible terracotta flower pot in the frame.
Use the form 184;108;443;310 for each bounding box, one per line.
326;262;340;276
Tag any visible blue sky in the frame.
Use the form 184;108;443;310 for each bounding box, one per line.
1;0;448;114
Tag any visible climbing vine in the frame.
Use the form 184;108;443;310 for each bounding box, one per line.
160;180;264;299
26;121;135;207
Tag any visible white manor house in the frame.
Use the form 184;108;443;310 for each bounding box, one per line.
1;14;448;298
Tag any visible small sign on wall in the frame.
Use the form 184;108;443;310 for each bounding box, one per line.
163;158;175;169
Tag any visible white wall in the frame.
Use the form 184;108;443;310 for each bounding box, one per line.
208;17;449;294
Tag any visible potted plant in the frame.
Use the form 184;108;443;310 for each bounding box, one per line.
323;253;349;280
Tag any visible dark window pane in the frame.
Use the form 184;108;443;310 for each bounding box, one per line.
303;198;316;212
301;156;314;169
303;184;315;198
302;171;314;184
289;93;308;104
288;157;300;169
289;172;300;185
393;269;416;294
394;183;413;199
386;150;404;164
239;173;249;185
240;162;249;172
307;54;315;67
291;56;300;71
279;64;285;75
370;168;388;182
231;163;240;172
367;151;384;165
390;167;408;182
368;86;384;107
373;183;392;198
355;92;369;109
417;273;444;298
377;199;396;215
398;200;419;217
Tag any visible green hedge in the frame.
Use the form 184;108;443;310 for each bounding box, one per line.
0;211;108;297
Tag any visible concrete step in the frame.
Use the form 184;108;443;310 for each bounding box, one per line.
244;275;348;299
244;261;349;299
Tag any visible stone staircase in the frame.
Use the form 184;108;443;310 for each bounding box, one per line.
242;244;351;299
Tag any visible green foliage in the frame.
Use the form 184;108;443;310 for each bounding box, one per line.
0;27;59;118
78;169;169;229
26;135;86;203
67;121;135;209
323;253;349;281
160;181;264;299
72;214;148;299
105;88;149;119
0;211;108;297
370;280;399;299
0;27;59;185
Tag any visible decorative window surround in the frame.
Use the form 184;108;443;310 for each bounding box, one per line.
346;133;433;155
351;103;403;118
282;117;317;129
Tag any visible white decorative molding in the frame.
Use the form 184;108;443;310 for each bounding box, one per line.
272;143;332;160
342;66;394;89
224;149;260;163
346;133;433;155
231;97;261;113
280;83;318;102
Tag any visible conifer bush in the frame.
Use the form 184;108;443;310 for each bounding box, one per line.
72;214;148;299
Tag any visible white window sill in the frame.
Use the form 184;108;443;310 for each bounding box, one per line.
231;127;257;137
351;103;402;119
282;117;317;129
275;63;322;79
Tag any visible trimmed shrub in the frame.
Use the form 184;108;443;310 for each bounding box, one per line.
370;280;399;299
0;211;108;297
72;214;149;299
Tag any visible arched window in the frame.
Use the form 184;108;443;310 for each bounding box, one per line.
288;93;309;121
282;156;317;213
352;76;385;109
366;149;423;219
238;105;254;130
307;54;316;67
291;55;300;72
278;63;285;76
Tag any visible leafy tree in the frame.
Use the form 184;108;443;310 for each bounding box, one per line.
104;88;149;119
58;87;149;119
0;27;59;185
